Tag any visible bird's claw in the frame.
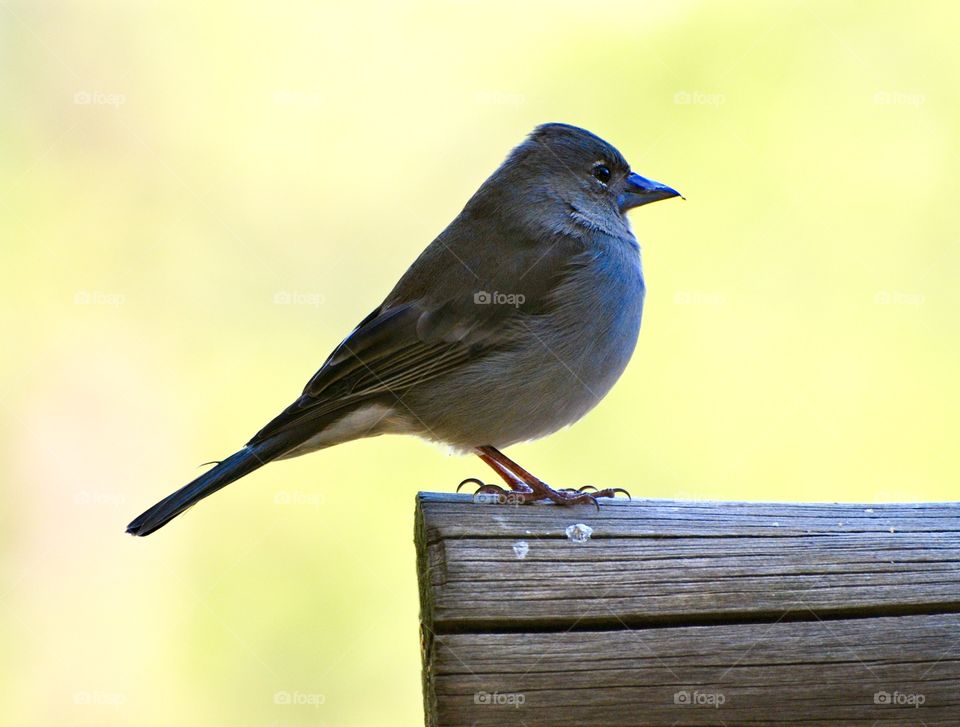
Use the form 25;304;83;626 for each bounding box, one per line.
457;477;631;509
458;478;518;503
562;485;630;501
456;477;486;493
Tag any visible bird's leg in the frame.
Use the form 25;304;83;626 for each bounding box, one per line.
476;450;533;491
456;449;534;503
461;445;629;507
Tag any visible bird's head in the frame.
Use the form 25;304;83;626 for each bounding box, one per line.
480;123;681;239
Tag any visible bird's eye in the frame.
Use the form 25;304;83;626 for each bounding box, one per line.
592;164;611;184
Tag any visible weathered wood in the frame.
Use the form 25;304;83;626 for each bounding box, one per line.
415;493;960;726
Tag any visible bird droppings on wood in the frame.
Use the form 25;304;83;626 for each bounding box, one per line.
512;541;529;559
565;522;593;543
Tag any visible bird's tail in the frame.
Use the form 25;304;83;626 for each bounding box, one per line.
126;439;289;537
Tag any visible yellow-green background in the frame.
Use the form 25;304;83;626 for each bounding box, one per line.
2;1;957;725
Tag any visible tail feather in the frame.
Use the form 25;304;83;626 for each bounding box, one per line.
126;440;285;537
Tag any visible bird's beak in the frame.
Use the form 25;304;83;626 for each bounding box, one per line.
618;172;683;212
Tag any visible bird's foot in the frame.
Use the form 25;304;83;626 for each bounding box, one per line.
457;478;532;505
550;484;631;510
464;445;631;509
457;477;629;509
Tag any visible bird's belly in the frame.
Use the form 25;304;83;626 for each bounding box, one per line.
403;255;645;450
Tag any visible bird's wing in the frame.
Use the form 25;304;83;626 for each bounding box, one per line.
244;302;496;446
247;230;588;446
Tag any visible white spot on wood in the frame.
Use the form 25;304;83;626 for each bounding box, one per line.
566;523;593;544
512;541;530;559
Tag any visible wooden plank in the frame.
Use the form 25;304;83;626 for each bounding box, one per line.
415;494;960;726
418;493;960;539
417;494;960;630
430;614;960;726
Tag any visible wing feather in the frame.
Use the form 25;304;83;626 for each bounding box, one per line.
247;229;588;447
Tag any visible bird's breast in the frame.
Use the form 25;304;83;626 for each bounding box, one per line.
546;241;645;392
468;238;645;446
398;236;646;450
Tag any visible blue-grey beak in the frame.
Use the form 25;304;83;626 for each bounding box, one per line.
618;172;682;212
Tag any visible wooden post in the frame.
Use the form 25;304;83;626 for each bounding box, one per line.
415;493;960;726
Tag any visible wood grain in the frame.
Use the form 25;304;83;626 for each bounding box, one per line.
415;494;960;726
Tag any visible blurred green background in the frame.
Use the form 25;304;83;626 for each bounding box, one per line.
2;0;957;725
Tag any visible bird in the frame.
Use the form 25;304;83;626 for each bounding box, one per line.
127;122;681;536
